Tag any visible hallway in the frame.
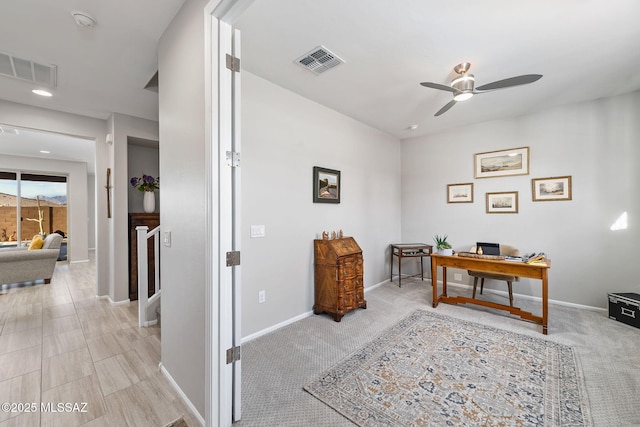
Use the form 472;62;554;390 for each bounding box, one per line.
0;255;198;426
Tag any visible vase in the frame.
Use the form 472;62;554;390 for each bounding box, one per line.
143;191;155;213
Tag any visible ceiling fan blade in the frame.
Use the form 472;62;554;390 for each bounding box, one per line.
421;82;458;93
435;100;457;116
475;74;542;92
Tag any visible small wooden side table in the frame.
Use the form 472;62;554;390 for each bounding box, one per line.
390;243;433;287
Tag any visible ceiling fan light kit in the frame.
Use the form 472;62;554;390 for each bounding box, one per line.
420;63;542;116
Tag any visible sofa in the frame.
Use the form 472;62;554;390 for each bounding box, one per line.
0;233;62;286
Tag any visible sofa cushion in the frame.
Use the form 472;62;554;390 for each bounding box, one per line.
28;235;44;250
42;233;62;250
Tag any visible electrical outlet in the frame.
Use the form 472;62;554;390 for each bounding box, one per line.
258;290;266;303
454;273;462;281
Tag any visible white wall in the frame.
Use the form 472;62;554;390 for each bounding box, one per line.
87;174;96;250
401;90;640;308
241;71;402;337
158;0;209;417
109;113;159;302
127;144;160;213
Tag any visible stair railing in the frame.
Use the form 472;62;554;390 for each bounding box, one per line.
136;225;161;327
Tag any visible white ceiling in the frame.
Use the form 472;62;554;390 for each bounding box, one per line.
0;125;95;173
235;0;640;138
0;0;639;167
0;0;185;173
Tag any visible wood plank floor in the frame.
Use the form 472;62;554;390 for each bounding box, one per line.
0;255;199;427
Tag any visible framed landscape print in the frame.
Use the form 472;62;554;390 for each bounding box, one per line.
447;183;474;203
532;176;572;201
313;166;340;203
475;147;530;178
486;191;519;214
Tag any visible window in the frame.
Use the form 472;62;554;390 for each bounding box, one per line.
0;171;67;247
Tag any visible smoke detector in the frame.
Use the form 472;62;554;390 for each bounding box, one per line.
71;11;96;28
295;46;344;75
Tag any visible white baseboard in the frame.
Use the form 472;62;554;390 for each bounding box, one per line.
242;310;313;343
364;278;388;293
96;295;131;306
242;278;392;344
69;259;90;264
159;363;205;426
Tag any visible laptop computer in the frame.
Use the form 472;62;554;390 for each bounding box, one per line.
476;242;500;255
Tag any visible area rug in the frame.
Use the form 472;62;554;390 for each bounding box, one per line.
162;417;189;427
304;310;592;426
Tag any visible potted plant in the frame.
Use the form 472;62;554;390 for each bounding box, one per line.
434;234;453;256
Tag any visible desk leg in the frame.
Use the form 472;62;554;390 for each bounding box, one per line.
420;256;424;281
398;253;402;288
542;269;549;335
442;267;447;296
390;249;393;283
431;258;438;307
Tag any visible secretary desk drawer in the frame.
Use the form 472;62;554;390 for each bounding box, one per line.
340;292;356;311
337;255;363;280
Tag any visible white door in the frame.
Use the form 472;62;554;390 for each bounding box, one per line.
214;13;243;427
219;22;243;423
207;1;249;425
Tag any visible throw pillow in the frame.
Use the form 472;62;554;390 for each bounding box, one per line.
28;235;44;250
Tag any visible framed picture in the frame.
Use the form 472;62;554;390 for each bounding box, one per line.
486;191;519;214
447;183;474;203
475;147;530;178
313;166;340;203
532;176;572;201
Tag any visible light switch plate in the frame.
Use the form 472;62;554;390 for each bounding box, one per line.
163;231;171;247
250;225;265;238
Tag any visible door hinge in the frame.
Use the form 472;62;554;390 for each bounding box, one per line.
226;345;241;364
226;54;240;72
226;151;240;167
226;251;241;267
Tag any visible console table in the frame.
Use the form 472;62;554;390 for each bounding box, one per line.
390;243;433;287
431;253;551;334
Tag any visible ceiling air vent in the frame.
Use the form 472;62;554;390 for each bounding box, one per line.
295;45;344;75
0;51;57;88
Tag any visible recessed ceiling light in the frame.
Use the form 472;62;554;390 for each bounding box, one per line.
40;150;51;154
32;89;52;97
408;125;418;130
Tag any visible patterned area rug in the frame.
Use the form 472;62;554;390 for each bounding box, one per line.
163;417;189;427
304;310;592;426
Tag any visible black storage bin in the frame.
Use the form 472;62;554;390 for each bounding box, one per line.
608;292;640;329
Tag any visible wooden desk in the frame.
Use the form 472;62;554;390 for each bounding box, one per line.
390;243;433;287
430;254;551;334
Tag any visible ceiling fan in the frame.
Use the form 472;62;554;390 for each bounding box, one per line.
420;63;542;116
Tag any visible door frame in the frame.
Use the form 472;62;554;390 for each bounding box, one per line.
204;1;254;426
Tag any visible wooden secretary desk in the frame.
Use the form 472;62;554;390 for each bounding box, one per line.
313;236;367;321
128;213;160;301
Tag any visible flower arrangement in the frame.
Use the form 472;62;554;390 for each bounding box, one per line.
130;174;159;192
